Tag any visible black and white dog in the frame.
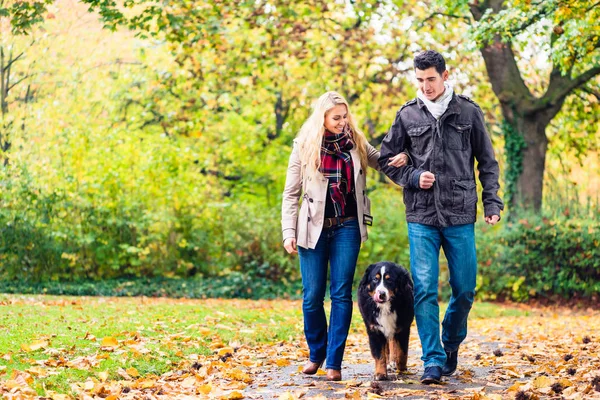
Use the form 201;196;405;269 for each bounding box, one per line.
357;261;415;381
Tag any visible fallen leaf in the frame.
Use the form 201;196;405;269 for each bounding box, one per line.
100;336;119;348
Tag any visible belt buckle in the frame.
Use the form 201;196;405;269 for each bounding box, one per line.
324;219;332;228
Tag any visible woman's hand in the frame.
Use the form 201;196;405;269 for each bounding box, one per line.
388;152;408;168
284;238;298;255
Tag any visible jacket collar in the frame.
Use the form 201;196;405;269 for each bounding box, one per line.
417;93;462;120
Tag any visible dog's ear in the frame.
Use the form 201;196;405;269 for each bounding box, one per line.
359;263;377;287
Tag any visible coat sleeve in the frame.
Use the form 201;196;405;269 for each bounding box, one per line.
281;143;302;242
378;111;426;189
471;107;504;217
366;142;380;170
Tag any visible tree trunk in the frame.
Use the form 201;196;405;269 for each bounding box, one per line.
513;115;548;211
470;0;600;214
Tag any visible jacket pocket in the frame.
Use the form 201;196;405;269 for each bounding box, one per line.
452;179;477;213
447;123;471;151
407;124;433;155
414;190;431;211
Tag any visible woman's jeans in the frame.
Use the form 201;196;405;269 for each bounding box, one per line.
298;219;361;371
408;222;477;368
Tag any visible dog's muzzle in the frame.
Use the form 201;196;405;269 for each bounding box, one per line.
374;290;389;303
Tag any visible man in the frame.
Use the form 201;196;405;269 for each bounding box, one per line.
378;50;503;384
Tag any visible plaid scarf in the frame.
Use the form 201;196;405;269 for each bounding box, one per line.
320;130;355;217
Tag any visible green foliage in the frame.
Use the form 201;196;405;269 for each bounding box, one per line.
437;0;599;75
0;272;303;299
356;183;411;276
502;120;526;208
0;0;53;34
0;1;598;303
476;216;600;302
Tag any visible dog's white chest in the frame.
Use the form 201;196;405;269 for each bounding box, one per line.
375;303;397;339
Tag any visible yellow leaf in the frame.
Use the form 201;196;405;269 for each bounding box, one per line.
226;368;252;383
533;375;552;389
98;371;109;382
276;359;290;367
199;383;212;394
21;340;48;352
221;390;244;400
558;378;573;388
126;367;139;377
140;379;156;389
346;390;361;399
507;382;524;392
218;347;234;356
25;366;47;377
101;337;119;347
367;393;385;399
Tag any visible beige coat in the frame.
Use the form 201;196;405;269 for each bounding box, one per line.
281;140;380;249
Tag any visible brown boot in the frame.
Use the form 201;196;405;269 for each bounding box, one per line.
326;369;342;381
302;360;323;375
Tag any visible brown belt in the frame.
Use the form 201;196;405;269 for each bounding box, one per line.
323;216;357;229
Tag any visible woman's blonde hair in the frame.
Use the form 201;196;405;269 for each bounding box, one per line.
296;91;368;181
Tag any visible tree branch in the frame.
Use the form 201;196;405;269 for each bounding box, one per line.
7;75;29;92
541;65;600;112
417;11;471;30
586;1;600;12
581;85;600;101
1;51;24;73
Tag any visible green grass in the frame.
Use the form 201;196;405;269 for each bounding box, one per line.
0;294;526;396
0;295;302;395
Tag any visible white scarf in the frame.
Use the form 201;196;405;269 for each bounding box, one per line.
417;83;454;120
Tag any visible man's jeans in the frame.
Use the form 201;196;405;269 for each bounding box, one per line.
298;219;361;371
408;222;477;368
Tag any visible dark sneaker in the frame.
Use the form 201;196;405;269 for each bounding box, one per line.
442;349;458;376
420;366;442;384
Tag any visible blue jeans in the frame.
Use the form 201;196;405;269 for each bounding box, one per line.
298;219;361;371
408;222;477;368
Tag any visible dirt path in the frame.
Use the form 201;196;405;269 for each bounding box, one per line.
248;309;600;399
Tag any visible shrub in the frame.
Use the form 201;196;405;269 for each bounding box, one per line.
476;215;600;301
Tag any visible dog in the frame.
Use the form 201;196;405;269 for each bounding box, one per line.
357;261;414;381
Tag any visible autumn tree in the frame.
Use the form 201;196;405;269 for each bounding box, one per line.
437;0;600;213
0;0;53;163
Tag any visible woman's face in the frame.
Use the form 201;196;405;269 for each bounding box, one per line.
323;104;348;134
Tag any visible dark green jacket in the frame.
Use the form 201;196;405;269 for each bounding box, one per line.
378;94;504;227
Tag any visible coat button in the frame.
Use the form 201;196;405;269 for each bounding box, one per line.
307;217;311;222
359;169;363;174
309;198;314;202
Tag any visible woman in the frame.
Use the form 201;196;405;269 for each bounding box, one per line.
281;91;406;381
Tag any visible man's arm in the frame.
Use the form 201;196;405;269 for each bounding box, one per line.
471;107;504;219
378;111;426;189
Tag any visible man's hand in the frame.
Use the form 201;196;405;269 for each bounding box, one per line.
485;215;500;225
419;171;435;189
388;153;408;168
283;238;298;255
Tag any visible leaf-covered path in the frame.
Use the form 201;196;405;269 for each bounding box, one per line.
252;307;600;399
0;296;599;399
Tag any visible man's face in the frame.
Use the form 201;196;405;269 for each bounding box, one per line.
415;67;448;101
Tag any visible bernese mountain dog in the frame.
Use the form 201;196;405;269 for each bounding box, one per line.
357;261;414;381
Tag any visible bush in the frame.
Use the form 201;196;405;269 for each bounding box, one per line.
0;272;303;299
476;216;600;301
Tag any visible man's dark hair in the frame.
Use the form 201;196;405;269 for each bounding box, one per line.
414;50;446;75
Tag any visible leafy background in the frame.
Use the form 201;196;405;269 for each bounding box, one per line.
0;0;598;302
